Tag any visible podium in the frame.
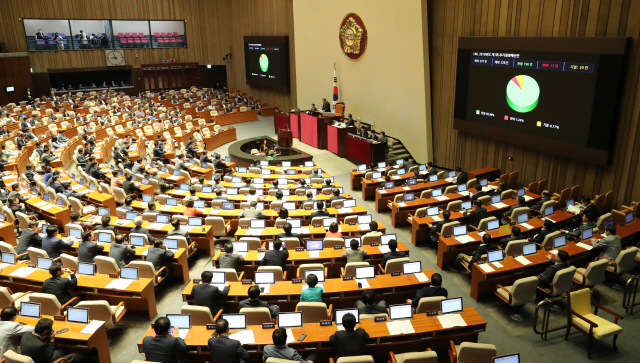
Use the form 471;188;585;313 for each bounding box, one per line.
346;134;386;165
278;129;293;147
327;124;357;157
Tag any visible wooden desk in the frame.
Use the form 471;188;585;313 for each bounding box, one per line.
203;128;237;151
345;134;386;167
361;171;418;201
467;167;500;181
376;179;451;214
392;188;474;229
137;306;485;363
212;242;411;279
25;197;71;229
211;110;259;126
0;222;17;246
469;217;640;300
258;106;279;117
234;223;387;241
16;315;111;363
183;269;434;312
435;210;574;269
0;263;158;319
327;125;357;157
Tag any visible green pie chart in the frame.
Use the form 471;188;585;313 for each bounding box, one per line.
506;75;540;113
259;54;269;72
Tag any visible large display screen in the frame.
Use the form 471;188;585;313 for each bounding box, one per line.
244;36;290;92
454;37;628;165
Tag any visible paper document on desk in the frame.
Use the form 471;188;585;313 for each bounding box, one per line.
34;201;48;207
147;223;167;230
437;314;467;329
355;279;370;289
181;226;195;232
434;196;449;201
386;320;415;335
492;262;504;268
515;256;532;265
141;249;149;256
9;267;36;277
256;253;265;261
455;235;475;244
258;284;270;294
237;252;247;258
482;185;498;191
379;190;387;194
402;186;411;191
230;330;256;345
178;329;189;339
543;217;556;223
523;195;534;201
167;176;180;180
105;279;134;290
392;176;401;180
308;251;320;258
173;190;188;195
445;177;455;182
567;205;581;214
397;202;407;207
478;264;495;273
549;249;558;255
286;329;295;344
41;204;56;210
378;246;390;254
292;227;309;234
576;242;594;250
431;216;442;222
82;206;96;214
159;205;172;211
244;229;263;236
459;191;471;196
492;202;508;209
71;184;83;190
519;223;533;230
337;208;353;214
80;320;105;335
209;210;220;215
414;272;429;282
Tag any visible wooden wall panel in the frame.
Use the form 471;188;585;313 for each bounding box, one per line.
428;0;640;208
0;0;295;111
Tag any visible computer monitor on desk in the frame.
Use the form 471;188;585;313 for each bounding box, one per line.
335;309;359;325
20;302;41;318
278;312;303;328
67;307;90;324
441;297;463;314
493;354;520;363
222;314;247;330
305;269;325;282
389;304;413;320
166;314;191;330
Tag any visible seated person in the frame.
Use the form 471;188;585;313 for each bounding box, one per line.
462;200;488;228
15;221;42;260
131;216;155;241
207;318;249;363
501;196;528;225
300;273;323;302
537;250;571;290
146;238;174;277
342;238;367;262
429;209;452;243
109;234;135;268
213;189;228;200
246;187;263;203
355;289;387;315
142;316;187;363
592;225;621;264
261;239;289;271
560;213;597;240
143;201;160;214
239;285;279;318
78;230;104;263
329;188;346;203
0;306;35;355
381;239;406;269
310;201;330;220
277;223;302;244
120;195;136;212
42;225;73;259
363;221;382;237
192;271;230;315
499;226;523;249
183;186;200;203
218;242;245;269
42;263;78;307
183;200;204;217
454;234;497;270
263;327;316;363
240;201;267;219
95;214;119;235
528;220;554;245
329;313;369;361
530;190;551;213
406;273;448;309
326;222;342;238
20;317;95;363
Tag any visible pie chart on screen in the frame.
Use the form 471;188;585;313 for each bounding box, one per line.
259;54;269;72
506;75;540;113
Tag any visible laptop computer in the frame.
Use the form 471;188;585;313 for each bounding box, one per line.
441;297;463;314
286;219;302;228
1;252;16;265
166;198;178;206
68;228;82;239
164;238;179;251
98;207;110;216
357;215;372;225
67;307;90;324
553;235;567;248
188;217;202;227
343;199;356;208
125;211;138;221
278;312;303;328
322;217;337;228
250;219;266;229
486;219;500;231
581;228;593;240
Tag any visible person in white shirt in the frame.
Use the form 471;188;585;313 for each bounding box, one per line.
0;306;35;356
246;187;263;203
363;221;382;237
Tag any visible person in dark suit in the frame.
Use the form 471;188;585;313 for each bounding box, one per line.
263;328;316;363
560;213;597;240
261;239;289;270
277;223;302;244
501;196;528;225
406;273;448;309
537;250;571;294
355;289;387;315
109;234;135;268
463;200;488;228
429;210;452;243
239;285;279;318
78;230;104;263
167;217;193;244
42;225;73;259
207;318;249;363
95;214;119;235
146;239;174;277
321;98;331;112
426;161;438;176
142;316;188;363
15;221;42;260
42;263;78;307
455;234;497;270
329;313;369;361
192;271;230;315
119;196;136;212
122;173;141;196
153;142;169;164
530;190;552;213
454;167;468;185
20;318;95;363
16;134;28;150
310;201;330;220
358;126;368;139
200;152;212;166
329;189;346;204
580;196;598;218
499;226;523;249
345;114;356;127
526;220;554;246
381;240;407;269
